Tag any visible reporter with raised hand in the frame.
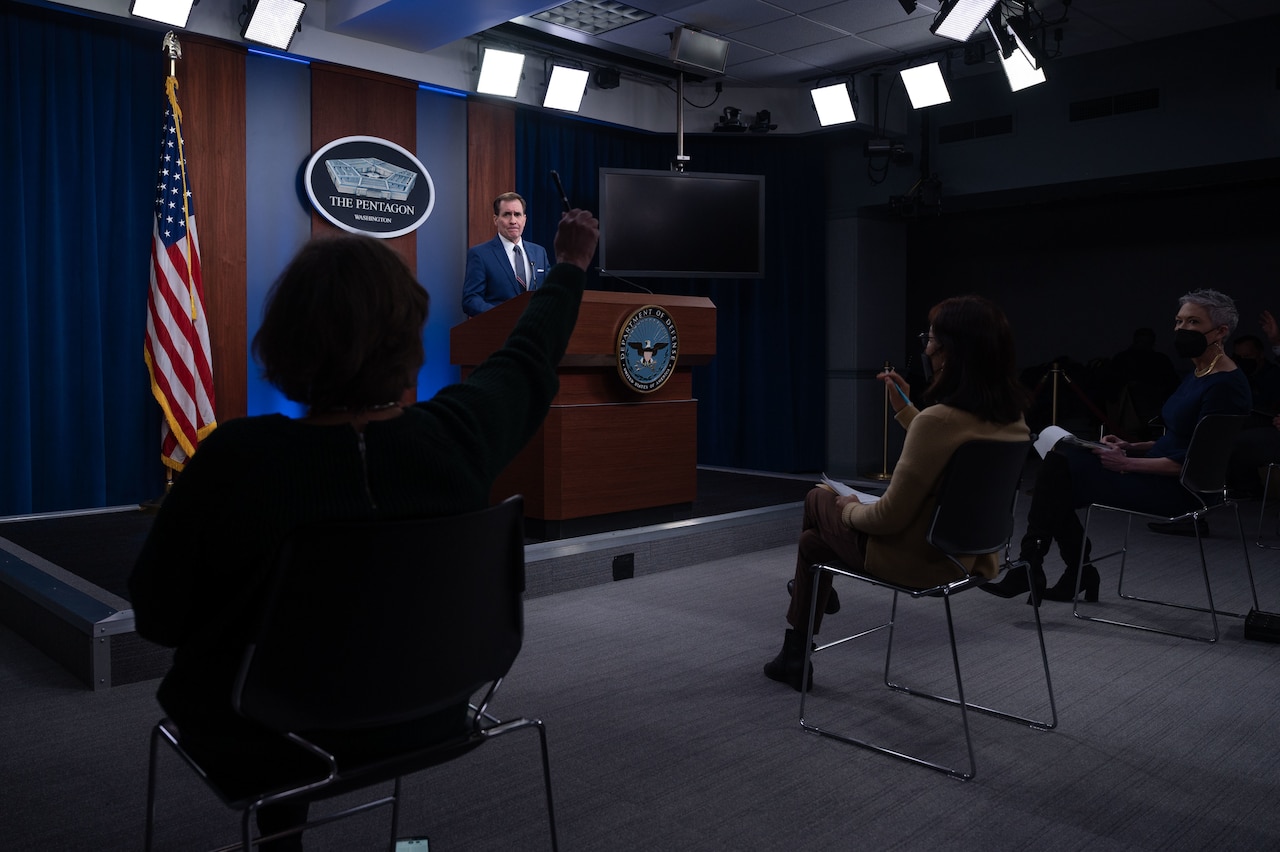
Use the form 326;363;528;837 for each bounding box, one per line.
130;208;599;851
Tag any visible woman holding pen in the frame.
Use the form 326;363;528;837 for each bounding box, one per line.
765;295;1031;691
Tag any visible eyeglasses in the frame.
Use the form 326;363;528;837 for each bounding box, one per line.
918;331;935;348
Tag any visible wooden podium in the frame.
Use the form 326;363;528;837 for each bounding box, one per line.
451;290;716;524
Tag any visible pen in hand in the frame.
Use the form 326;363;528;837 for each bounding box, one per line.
890;381;912;407
880;368;912;408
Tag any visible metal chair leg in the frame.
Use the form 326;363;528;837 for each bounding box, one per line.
1259;463;1280;550
798;561;1056;782
1073;501;1259;642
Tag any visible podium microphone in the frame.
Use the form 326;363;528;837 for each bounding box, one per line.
550;170;571;213
597;268;652;295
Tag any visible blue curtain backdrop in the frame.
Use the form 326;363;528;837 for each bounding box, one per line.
516;110;827;472
1;3;162;516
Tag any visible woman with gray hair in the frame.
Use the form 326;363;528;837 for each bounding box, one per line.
983;288;1250;604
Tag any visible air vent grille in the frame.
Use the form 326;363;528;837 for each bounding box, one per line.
1069;89;1160;122
938;114;1014;144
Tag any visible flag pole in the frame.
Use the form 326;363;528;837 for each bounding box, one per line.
142;32;185;512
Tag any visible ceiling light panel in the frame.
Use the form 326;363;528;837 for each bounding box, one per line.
811;82;856;126
931;0;1000;42
900;62;951;108
532;0;654;36
243;0;307;51
130;0;196;28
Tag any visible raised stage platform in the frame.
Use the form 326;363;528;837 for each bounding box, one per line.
0;468;863;690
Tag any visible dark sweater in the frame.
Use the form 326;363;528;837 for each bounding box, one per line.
130;261;585;724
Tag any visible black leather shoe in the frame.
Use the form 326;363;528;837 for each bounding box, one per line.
763;628;813;692
788;579;840;614
982;549;1047;607
1147;517;1210;537
1042;563;1101;603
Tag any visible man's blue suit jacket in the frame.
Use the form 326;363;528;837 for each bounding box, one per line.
462;235;551;317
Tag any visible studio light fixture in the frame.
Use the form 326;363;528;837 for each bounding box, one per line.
130;0;197;28
544;65;589;112
811;81;856;126
930;0;1000;42
241;0;305;51
477;47;526;97
1006;12;1047;69
900;62;950;109
984;9;1018;60
999;43;1047;91
593;67;621;90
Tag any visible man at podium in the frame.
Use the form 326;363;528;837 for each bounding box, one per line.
462;191;551;317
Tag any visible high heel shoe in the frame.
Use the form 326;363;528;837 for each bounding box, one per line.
1041;563;1100;603
982;536;1047;606
982;559;1047;606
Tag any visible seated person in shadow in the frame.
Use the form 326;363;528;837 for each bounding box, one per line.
764;295;1031;692
1109;326;1180;435
983;289;1251;606
1226;324;1280;498
1232;333;1280;417
129;210;600;850
1227;413;1280;499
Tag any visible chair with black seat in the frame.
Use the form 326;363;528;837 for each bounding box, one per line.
144;495;558;851
1071;414;1259;642
798;439;1057;782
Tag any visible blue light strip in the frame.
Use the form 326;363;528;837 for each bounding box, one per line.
246;47;311;66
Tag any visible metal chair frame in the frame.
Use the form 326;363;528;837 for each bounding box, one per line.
144;496;558;852
1071;415;1259;643
798;440;1057;781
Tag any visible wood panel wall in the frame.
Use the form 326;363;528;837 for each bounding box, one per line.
310;63;418;268
152;55;506;424
467;100;517;247
181;36;248;422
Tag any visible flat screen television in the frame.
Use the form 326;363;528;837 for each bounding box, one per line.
598;168;765;279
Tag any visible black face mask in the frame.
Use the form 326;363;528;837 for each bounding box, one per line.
1173;329;1209;358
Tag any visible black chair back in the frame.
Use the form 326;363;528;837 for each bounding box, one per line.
233;496;526;733
1180;414;1249;495
927;440;1030;562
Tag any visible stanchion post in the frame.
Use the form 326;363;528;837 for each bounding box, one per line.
872;360;892;481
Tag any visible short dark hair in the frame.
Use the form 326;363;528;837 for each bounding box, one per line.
493;192;527;215
1233;333;1263;350
252;234;429;412
923;295;1028;424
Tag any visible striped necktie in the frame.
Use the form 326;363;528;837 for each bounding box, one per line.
512;245;526;288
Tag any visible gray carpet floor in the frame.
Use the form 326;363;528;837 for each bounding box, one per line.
3;507;1279;851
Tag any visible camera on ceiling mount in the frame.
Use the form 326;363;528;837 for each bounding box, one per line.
713;106;748;132
864;138;913;165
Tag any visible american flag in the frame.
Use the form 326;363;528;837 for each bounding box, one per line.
144;76;216;472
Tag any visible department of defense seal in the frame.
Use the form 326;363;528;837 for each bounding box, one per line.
617;305;679;393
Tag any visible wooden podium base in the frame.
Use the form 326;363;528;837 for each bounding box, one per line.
493;399;698;521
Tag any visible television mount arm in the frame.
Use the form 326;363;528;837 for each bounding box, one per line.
672;72;690;172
